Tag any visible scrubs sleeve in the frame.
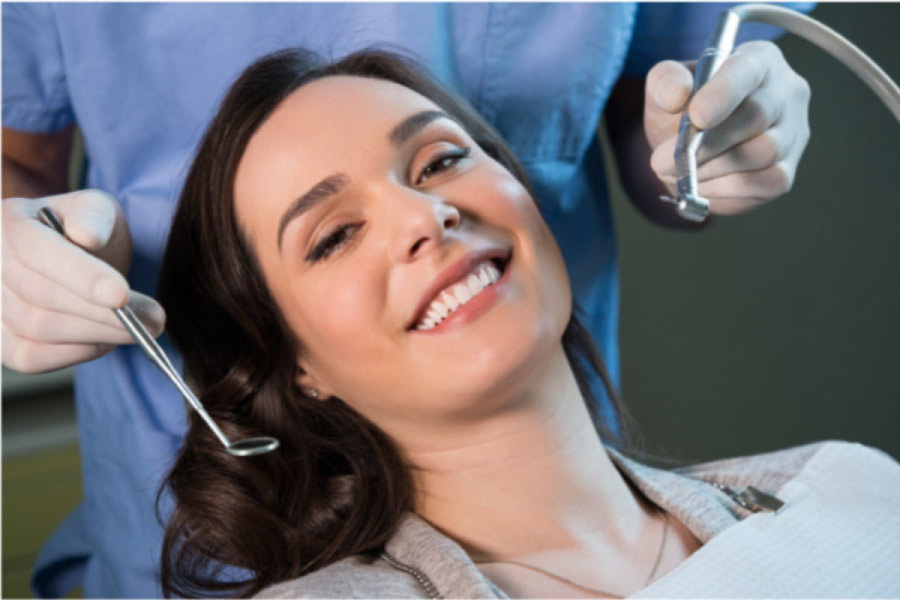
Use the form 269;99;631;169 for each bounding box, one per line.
623;2;817;78
2;3;75;132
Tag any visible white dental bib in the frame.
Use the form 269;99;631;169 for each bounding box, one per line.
631;442;900;598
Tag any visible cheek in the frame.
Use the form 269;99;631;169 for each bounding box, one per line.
472;165;571;311
283;262;391;391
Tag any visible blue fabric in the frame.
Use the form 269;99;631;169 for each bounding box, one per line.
2;3;810;597
624;2;816;77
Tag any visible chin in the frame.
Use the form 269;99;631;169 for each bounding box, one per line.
427;307;565;416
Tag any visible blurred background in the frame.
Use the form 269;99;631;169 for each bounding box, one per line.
3;3;898;598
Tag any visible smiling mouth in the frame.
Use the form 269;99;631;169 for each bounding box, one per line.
407;253;511;332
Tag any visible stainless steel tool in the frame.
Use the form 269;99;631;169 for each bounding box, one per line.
659;10;742;223
38;206;279;457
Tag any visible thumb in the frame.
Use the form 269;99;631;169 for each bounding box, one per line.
646;60;694;115
128;291;167;338
45;189;119;251
45;189;132;275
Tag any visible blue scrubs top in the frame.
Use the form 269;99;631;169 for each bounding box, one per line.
2;3;810;597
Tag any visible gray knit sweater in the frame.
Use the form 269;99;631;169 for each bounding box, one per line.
256;440;895;598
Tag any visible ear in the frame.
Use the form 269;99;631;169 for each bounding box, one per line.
294;361;333;401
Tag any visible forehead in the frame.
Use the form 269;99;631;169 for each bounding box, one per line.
234;75;444;226
247;75;440;161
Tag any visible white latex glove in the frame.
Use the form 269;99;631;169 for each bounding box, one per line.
2;190;165;373
645;40;811;216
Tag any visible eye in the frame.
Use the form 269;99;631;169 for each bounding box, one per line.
306;223;362;262
415;146;471;185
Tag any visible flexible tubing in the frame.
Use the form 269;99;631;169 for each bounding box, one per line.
730;4;900;123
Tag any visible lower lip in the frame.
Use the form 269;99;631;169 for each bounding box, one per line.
411;259;512;335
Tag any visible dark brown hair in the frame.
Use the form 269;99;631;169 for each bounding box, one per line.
157;47;630;598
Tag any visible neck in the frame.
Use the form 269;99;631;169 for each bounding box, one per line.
403;344;652;563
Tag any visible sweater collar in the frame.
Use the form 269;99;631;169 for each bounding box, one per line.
383;446;741;598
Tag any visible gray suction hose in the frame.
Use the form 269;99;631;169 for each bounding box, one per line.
732;4;900;121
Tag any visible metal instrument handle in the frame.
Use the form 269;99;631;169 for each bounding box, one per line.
660;9;742;223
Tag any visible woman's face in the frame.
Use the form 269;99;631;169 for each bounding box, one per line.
234;75;571;434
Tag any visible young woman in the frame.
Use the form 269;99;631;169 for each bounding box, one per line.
156;48;899;599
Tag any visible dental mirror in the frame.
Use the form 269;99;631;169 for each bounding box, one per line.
38;206;280;458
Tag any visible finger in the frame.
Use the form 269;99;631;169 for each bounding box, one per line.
4;210;129;308
2;286;137;344
126;291;167;337
694;88;784;162
44;189;119;251
646;60;695;114
689;42;778;130
2;324;113;374
703;196;766;217
2;243;167;337
693;126;795;182
3;283;165;342
2;258;126;329
650;90;785;180
698;161;796;212
649;135;681;181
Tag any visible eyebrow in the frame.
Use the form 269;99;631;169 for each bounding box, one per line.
388;110;447;146
276;109;452;252
277;173;348;251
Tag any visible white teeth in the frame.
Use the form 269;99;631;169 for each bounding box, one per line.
478;264;492;286
432;299;449;319
487;262;501;283
441;290;460;311
414;258;505;330
467;273;484;295
453;282;473;304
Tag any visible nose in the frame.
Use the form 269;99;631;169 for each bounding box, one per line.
386;189;461;263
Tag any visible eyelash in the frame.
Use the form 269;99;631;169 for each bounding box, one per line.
305;146;471;263
415;146;471;185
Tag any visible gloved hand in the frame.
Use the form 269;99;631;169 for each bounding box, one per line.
2;190;165;373
645;40;811;216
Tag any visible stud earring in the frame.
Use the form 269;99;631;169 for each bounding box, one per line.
308;388;319;399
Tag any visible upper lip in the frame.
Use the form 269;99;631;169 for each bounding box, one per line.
407;246;511;330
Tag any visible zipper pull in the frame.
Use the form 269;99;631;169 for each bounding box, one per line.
714;482;786;514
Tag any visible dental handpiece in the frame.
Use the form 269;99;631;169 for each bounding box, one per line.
659;10;742;223
662;3;900;223
37;207;280;457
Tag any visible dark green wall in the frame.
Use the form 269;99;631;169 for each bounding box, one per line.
609;3;900;463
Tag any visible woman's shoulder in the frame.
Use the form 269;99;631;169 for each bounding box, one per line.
610;440;898;545
675;439;897;491
254;553;424;599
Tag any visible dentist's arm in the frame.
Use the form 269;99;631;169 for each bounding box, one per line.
605;40;811;228
2;127;165;374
